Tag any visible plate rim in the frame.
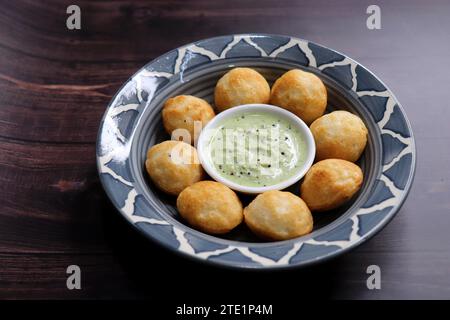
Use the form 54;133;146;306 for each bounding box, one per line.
96;33;417;270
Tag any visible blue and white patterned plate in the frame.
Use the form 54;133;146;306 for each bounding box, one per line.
96;34;416;269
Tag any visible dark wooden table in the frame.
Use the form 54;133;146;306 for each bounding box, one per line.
1;0;449;300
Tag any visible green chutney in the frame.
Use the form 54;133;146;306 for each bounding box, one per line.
208;111;307;187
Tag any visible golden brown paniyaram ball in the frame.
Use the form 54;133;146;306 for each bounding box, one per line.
162;95;215;144
177;181;243;234
214;67;270;112
310;110;368;162
300;159;363;212
243;190;313;241
270;69;327;125
145;140;203;196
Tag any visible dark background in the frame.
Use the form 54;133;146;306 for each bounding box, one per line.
1;0;449;300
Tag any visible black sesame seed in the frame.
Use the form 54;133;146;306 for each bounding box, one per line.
268;165;271;168
247;172;251;175
281;152;285;155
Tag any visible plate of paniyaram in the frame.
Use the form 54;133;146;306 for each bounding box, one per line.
97;34;415;269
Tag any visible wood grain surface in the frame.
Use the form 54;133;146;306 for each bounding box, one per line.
1;0;450;300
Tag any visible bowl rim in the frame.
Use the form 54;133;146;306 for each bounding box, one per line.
96;33;416;270
197;103;316;194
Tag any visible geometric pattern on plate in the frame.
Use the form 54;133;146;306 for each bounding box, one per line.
97;34;415;268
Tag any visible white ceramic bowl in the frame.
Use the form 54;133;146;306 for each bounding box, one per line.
197;104;316;194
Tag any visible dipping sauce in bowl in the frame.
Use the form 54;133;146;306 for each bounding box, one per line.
197;104;315;194
209;112;307;187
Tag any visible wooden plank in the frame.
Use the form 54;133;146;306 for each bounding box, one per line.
1;0;450;299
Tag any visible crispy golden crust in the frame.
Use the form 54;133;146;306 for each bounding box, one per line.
162;95;215;144
310;111;368;162
176;181;243;234
300;159;363;212
214;67;270;112
270;69;327;124
145;140;204;196
243;190;313;241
